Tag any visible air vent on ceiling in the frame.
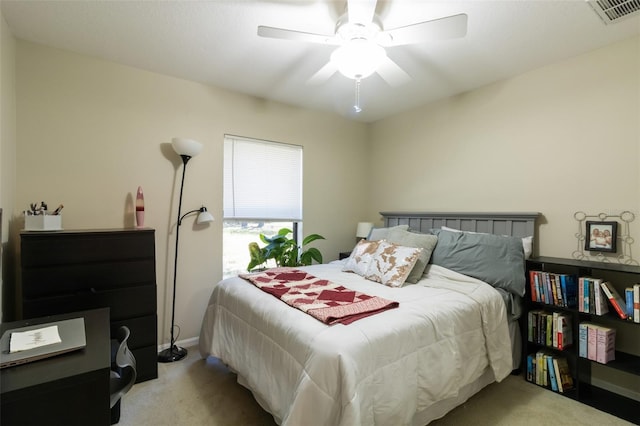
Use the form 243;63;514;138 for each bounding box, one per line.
589;0;640;24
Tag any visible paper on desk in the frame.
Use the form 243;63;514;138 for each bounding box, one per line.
9;325;62;353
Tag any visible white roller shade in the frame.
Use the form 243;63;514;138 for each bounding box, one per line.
224;135;302;221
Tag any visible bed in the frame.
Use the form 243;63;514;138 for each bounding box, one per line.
200;212;539;425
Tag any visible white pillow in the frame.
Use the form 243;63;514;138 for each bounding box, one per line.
342;239;382;276
440;226;533;259
365;240;423;288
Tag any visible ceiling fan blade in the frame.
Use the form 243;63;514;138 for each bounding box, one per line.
347;0;377;24
258;26;339;45
383;13;468;46
307;61;338;85
375;56;411;87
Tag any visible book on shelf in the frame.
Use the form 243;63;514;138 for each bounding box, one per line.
529;270;538;303
579;277;592;313
541;311;548;345
578;322;589;358
552;311;559;348
589;279;596;314
593;278;609;316
595;325;616;364
578;277;584;312
542;273;550;305
579;276;608;314
528;310;544;344
546;311;553;347
556;313;572;350
526;353;535;382
537;272;545;304
554;356;574;393
535;351;544;385
528;310;572;350
580;277;590;313
536;350;551;386
552;274;563;307
550;274;558;305
547;355;558;392
579;322;616;364
529;271;577;308
587;323;597;361
599;281;628;320
625;287;634;318
527;350;574;393
561;274;578;309
538;272;548;304
634;284;640;324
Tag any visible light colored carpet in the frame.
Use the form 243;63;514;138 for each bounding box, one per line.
118;346;634;426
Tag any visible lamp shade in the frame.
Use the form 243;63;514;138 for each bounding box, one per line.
356;222;374;239
196;207;215;224
172;138;203;158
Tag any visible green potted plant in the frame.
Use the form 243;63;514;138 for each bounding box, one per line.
247;228;325;271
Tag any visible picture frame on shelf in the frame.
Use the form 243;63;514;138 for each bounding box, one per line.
585;221;617;253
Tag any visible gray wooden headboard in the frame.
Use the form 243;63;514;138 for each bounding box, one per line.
381;211;540;241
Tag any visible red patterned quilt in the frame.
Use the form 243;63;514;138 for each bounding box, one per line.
239;268;399;325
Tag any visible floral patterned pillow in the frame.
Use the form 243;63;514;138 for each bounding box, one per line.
342;239;383;276
366;241;423;288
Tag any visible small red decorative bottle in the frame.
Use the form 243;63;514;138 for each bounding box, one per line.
136;186;145;228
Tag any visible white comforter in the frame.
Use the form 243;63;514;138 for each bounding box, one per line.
199;262;513;426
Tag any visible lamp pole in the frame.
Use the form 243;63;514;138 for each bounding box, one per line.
159;137;212;363
158;153;191;363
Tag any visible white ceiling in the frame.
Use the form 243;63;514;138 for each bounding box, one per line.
2;0;640;122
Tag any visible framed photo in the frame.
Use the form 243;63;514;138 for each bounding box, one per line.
585;221;618;253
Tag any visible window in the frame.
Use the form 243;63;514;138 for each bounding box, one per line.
223;135;303;278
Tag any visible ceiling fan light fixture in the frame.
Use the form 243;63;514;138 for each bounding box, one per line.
330;38;386;80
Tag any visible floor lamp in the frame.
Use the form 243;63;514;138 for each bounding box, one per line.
158;137;214;363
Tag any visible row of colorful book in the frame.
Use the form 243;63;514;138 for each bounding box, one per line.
589;280;640;321
526;350;574;393
578;277;609;315
528;271;577;308
527;310;572;349
530;270;640;323
579;322;616;364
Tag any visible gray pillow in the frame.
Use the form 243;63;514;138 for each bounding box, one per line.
367;224;409;241
386;228;438;284
430;229;526;296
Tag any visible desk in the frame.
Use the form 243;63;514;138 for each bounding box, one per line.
1;308;111;426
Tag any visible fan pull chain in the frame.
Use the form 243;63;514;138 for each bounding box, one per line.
354;78;362;113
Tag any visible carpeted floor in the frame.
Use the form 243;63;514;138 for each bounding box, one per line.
118;346;635;426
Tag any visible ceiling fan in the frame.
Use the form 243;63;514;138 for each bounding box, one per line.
257;0;468;88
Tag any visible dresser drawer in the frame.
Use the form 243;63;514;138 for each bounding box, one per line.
111;314;157;349
22;259;156;298
22;284;156;321
21;230;155;267
133;345;159;382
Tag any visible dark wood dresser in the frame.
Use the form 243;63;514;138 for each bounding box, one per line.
19;228;158;382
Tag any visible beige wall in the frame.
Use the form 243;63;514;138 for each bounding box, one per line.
1;13;17;322
370;35;640;261
12;41;369;344
5;32;640;347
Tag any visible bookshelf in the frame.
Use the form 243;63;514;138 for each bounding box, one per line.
523;256;640;424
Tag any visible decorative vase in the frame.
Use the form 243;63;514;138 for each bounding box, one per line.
136;186;145;228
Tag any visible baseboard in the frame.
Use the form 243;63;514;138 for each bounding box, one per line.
158;336;199;352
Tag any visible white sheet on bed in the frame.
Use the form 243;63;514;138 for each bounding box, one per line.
199;262;513;426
